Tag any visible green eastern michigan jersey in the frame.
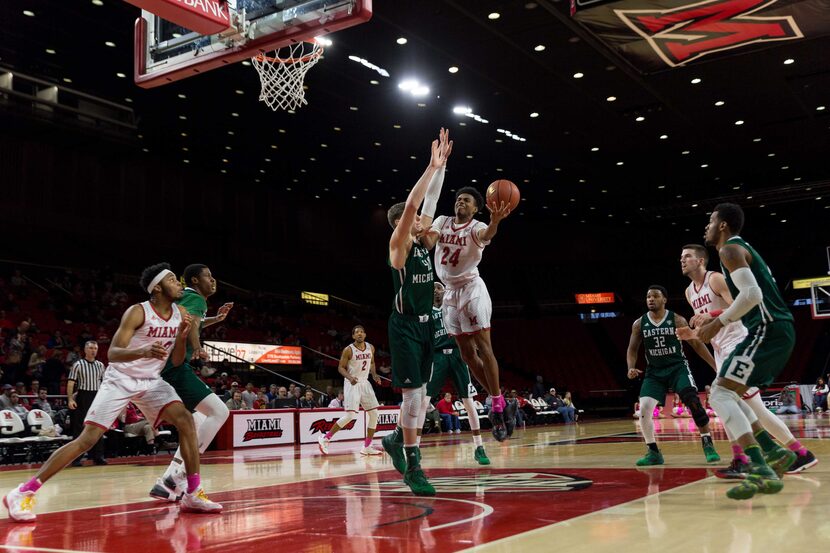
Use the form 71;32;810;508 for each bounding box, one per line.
721;236;794;328
390;241;434;316
432;307;455;350
162;287;207;373
640;310;687;372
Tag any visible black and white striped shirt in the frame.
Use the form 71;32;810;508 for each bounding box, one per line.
68;358;105;392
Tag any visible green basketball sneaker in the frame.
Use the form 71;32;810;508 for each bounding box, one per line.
474;446;490;466
636;449;664;466
403;468;436;496
703;444;721;463
726;463;783;500
382;430;406;475
765;447;797;478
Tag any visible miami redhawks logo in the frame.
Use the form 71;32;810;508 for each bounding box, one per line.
242;417;284;442
615;0;803;67
375;412;398;432
309;418;356;435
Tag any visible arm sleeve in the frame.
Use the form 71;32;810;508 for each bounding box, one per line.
429;216;445;235
421;166;445;218
717;267;763;325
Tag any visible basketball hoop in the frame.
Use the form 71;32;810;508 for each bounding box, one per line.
251;41;324;111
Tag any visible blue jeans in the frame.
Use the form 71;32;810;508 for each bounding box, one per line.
557;406;576;422
814;394;827;410
440;413;460;431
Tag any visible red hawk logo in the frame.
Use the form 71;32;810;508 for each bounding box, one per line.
309;418;356;435
615;0;803;67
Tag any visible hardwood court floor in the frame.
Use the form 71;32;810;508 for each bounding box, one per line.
2;415;830;552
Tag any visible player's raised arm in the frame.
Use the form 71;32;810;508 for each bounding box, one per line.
478;201;510;243
675;314;716;371
419;134;452;251
390;129;453;269
338;346;356;385
109;304;165;362
626;319;643;379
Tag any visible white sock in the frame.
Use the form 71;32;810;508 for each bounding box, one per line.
639;396;658;444
473;434;483;447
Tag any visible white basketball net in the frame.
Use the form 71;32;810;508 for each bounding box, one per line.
251;42;324;111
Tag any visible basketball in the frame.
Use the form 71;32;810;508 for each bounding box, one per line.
486;179;521;212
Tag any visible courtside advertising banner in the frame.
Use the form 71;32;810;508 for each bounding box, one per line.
205;341;302;364
232;410;296;448
299;409;366;444
572;0;830;73
370;406;400;437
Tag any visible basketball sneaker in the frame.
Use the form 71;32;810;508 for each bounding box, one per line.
703;444;721;463
714;458;750;480
635;449;664;466
474;446;491;465
3;485;36;522
785;450;818;474
726;463;782;500
360;445;382;456
765;447;797;478
403;468;436;496
382;429;407;475
318;436;330;455
149;473;185;502
489;395;508;442
180;488;223;513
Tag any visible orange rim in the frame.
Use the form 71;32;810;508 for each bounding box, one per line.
255;42;324;65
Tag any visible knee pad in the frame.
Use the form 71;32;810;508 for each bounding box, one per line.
638;396;658;420
400;387;424;428
366;408;378;430
679;387;709;428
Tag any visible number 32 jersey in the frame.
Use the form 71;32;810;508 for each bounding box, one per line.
430;215;491;288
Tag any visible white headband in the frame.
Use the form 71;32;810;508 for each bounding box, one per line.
146;269;174;294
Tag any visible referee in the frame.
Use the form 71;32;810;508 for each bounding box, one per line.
68;340;107;466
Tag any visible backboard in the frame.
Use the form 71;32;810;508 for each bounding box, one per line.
811;280;830;320
134;0;372;88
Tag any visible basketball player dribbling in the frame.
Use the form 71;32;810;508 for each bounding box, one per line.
319;325;383;455
381;128;452;497
421;188;515;441
151;264;235;501
3;263;221;521
680;245;816;477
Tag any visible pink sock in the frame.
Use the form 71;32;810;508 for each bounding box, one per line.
186;474;201;494
364;437;372;447
731;444;749;464
492;395;505;413
788;441;808;457
324;432;333;440
20;478;42;494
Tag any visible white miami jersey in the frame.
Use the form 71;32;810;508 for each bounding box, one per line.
686;271;747;356
109;301;182;379
430;215;491;288
347;342;373;383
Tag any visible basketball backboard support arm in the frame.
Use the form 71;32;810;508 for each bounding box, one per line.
134;0;371;88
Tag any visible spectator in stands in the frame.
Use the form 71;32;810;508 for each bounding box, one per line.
812;377;828;413
266;384;278;401
531;376;546;400
118;403;155;446
423;401;441;434
777;386;800;415
47;330;67;350
318;385;334;408
291;386;302;408
253;391;269;409
288;383;297;397
65;345;82;365
14;382;29;408
0;383;14;409
547;388;575;423
223;382;240;402
328;390;345;408
563;392;578;423
241;382;257;409
509;390;527;429
95;327;110;345
269;387;295;409
32;388;54;418
225;390;244;410
8;393;28;418
544;388;562;410
300;390;317;409
27;346;47;380
436;393;461;434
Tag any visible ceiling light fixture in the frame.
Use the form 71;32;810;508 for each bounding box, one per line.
734;120;744;125
635;116;645;122
448;66;459;73
46;48;56;54
783;58;795;65
534;45;546;52
488;12;500;20
116;72;126;78
530;112;539;118
591;147;599;151
817;105;826;111
715;100;725;106
690;77;702;84
659;134;668;139
396;37;407;45
573;72;584;79
23;10;35;16
606;96;617;102
105;41;116;47
315;36;333;46
348;55;390;77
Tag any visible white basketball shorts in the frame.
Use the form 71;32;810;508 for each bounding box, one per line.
343;379;379;412
84;368;183;430
442;277;492;336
